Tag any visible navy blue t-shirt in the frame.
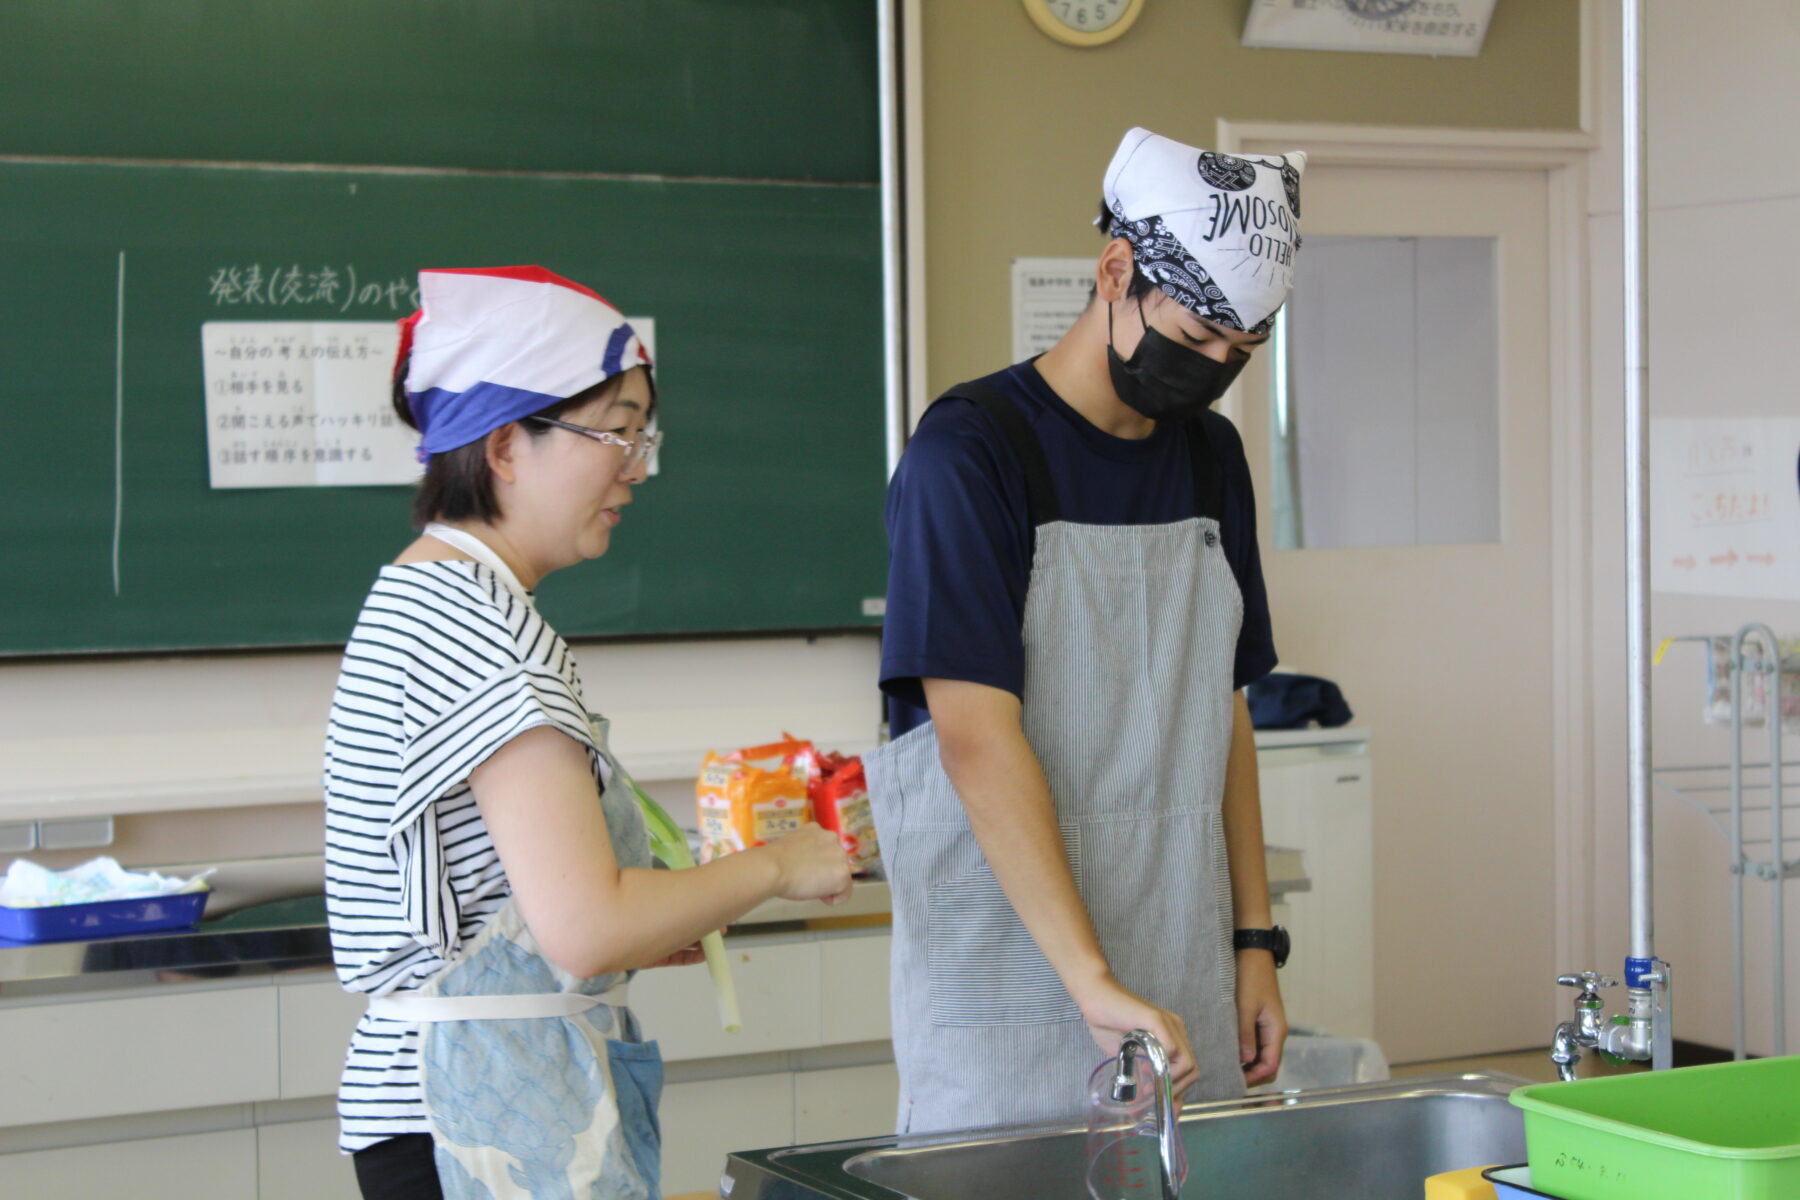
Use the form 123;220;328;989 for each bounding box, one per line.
879;360;1277;737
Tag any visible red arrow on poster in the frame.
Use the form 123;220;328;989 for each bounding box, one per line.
1709;549;1740;567
1673;556;1696;570
1747;552;1775;566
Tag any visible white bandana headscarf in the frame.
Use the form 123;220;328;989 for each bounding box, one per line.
1099;127;1306;334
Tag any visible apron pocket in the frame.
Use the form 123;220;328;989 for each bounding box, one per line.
926;847;1082;1027
606;1037;664;1192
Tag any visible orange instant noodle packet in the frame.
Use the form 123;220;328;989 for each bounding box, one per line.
695;737;816;864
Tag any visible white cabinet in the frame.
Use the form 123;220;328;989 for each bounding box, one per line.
1255;732;1375;1040
634;940;824;1061
0;984;279;1127
660;1073;794;1197
0;1129;258;1199
795;1062;899;1145
277;977;366;1099
821;935;892;1044
258;1118;360;1200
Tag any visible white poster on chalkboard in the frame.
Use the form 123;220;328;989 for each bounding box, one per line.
1242;0;1498;58
202;317;658;488
202;321;416;488
1651;418;1800;600
1012;257;1095;362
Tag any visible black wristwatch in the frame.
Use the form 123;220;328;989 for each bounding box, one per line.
1233;926;1290;969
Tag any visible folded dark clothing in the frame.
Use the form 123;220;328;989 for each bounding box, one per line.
1247;673;1353;730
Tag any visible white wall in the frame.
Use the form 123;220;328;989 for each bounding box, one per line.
0;634;883;832
1585;0;1800;1056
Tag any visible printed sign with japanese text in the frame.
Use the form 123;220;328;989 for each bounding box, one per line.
1012;258;1096;362
1651;418;1800;600
202;321;417;488
1242;0;1498;57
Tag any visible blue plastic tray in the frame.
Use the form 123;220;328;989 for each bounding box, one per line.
0;889;209;943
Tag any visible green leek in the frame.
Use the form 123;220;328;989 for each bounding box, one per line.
628;772;742;1033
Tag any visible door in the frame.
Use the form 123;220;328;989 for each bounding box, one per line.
1231;157;1560;1064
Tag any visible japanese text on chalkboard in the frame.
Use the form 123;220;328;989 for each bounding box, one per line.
206;264;420;313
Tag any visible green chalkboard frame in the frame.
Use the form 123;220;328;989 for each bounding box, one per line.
1;163;888;655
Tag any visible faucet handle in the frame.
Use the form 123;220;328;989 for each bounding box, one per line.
1558;971;1618;996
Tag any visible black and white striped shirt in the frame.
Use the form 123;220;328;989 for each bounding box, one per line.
323;561;604;1151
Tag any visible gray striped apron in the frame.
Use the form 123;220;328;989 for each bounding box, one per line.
865;384;1247;1136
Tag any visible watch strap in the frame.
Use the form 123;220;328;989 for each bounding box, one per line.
1233;926;1290;968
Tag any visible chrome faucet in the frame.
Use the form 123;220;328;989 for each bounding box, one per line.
1550;972;1615;1082
1550;964;1673;1082
1114;1030;1182;1200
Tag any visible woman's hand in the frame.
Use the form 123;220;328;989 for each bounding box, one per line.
1070;971;1199;1099
766;825;854;905
642;941;708;969
1236;949;1288;1086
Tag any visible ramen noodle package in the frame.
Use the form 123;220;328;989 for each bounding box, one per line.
696;737;816;863
806;750;880;873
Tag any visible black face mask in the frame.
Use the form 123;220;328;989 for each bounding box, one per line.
1106;301;1248;422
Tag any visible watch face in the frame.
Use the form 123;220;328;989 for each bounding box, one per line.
1044;0;1132;33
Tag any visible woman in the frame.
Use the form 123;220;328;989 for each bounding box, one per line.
324;265;853;1200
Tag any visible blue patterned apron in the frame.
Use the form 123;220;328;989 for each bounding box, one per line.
374;525;663;1198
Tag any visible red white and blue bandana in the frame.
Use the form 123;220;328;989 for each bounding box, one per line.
398;266;653;461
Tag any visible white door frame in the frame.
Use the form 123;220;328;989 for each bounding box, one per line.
1215;121;1599;979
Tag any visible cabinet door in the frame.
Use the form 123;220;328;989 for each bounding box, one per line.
0;985;279;1126
259;1118;361;1200
278;976;368;1098
1258;755;1376;1040
820;934;891;1045
660;1073;794;1197
794;1062;899;1144
0;1129;257;1199
631;941;822;1061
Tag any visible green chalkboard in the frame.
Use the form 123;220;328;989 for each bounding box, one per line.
0;163;887;654
0;0;889;656
0;1;879;182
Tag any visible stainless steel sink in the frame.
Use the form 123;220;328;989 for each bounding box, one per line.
722;1073;1527;1200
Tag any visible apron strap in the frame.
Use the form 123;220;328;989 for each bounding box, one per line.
940;381;1062;527
367;981;630;1023
1181;418;1225;523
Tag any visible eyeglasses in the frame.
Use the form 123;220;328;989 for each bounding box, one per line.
525;416;662;472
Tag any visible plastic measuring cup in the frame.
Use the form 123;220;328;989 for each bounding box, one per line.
1085;1053;1188;1200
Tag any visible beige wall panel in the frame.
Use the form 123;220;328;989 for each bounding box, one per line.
919;2;1582;396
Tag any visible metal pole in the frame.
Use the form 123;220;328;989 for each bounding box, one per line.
1732;634;1750;1060
876;0;905;478
1621;0;1656;976
1746;624;1787;1055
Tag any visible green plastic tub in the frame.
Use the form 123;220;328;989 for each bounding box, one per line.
1510;1056;1800;1200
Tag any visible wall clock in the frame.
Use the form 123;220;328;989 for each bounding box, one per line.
1021;0;1145;48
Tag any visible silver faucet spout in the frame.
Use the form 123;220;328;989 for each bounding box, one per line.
1550;1021;1583;1083
1113;1030;1181;1200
